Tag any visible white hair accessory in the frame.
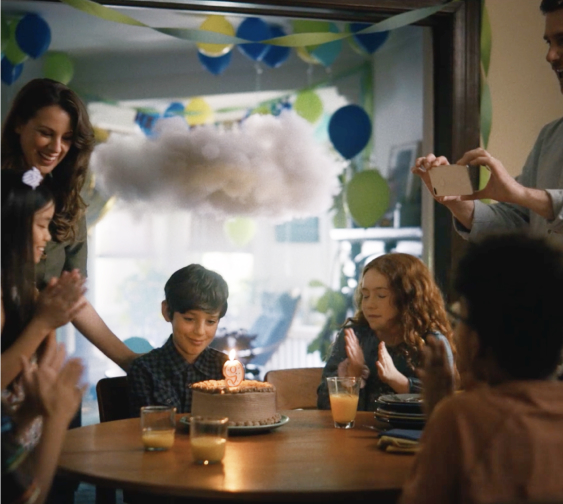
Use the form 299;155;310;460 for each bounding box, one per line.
22;167;43;190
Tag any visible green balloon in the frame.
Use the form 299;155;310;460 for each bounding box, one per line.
345;170;390;228
2;18;11;54
294;91;323;123
43;52;74;85
5;33;27;65
224;217;257;247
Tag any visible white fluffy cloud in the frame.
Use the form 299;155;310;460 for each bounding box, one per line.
91;111;343;221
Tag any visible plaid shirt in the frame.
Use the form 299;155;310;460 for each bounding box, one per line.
127;335;228;417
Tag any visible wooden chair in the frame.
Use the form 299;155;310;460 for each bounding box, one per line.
96;376;130;423
265;367;324;410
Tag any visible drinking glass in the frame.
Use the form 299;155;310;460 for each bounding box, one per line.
327;376;361;429
140;405;176;451
190;416;229;465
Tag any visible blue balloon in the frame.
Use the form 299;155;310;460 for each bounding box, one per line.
328;105;372;160
197;50;232;75
236;17;271;62
164;102;185;117
350;23;389;54
15;14;51;59
262;26;290;69
1;56;23;85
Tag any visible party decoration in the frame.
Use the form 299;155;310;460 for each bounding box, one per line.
310;23;342;67
328;105;372;160
4;33;28;65
262;25;290;69
15;13;52;58
135;109;160;136
164;102;185;118
345;170;390;228
2;18;11;54
349;24;389;55
224;217;257;247
185;97;213;126
294;91;323;124
223;349;244;388
197;15;235;57
296;46;320;65
42;52;74;84
197;50;231;75
1;56;24;85
236;17;271;62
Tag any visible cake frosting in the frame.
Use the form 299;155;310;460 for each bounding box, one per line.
191;379;281;427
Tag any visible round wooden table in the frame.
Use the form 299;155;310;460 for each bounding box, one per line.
58;410;414;503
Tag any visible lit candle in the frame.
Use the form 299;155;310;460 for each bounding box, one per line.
223;349;244;387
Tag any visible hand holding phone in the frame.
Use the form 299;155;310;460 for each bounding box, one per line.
428;164;476;197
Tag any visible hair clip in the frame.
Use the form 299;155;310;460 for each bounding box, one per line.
22;167;43;190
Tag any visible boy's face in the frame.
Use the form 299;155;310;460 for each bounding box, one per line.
453;298;480;388
162;302;221;363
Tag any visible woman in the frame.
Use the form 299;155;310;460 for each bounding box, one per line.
317;253;456;411
2;78;136;371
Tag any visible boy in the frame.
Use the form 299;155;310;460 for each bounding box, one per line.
128;264;229;417
399;233;563;504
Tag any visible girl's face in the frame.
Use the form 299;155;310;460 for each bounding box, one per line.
32;201;55;264
16;105;73;175
360;268;399;334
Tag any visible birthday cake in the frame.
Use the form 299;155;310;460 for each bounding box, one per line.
191;379;281;427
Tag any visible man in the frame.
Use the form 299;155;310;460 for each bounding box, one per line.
412;0;563;245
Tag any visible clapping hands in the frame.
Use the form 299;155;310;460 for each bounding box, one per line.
376;341;409;393
344;328;365;377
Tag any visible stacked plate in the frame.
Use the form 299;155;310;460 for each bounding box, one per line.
374;393;426;429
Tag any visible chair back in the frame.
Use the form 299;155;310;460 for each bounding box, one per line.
265;367;323;410
96;376;130;422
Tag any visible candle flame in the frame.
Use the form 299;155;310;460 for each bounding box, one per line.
228;349;236;361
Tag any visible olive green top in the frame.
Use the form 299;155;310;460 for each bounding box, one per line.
35;215;88;290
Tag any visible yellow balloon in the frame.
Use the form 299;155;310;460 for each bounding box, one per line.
185;98;214;126
197;15;235;57
296;46;321;65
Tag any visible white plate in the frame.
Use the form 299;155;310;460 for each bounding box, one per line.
179;415;289;435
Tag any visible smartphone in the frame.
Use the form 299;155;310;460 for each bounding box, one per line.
428;164;476;197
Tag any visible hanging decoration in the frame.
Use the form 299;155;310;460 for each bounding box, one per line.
236;17;271;62
293;90;323;124
1;17;10;54
185;97;214;126
196;15;235;56
328;104;372;160
292;20;342;67
345;170;390;228
164;101;185;118
15;13;52;58
42;52;74;85
1;56;24;85
197;50;232;75
348;23;389;55
262;25;291;69
224;217;257;247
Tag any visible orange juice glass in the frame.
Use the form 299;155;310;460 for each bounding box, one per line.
140;405;176;451
190;416;229;465
327;377;361;429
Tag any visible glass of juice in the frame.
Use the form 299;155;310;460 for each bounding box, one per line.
140;405;176;451
190;416;229;465
326;376;361;429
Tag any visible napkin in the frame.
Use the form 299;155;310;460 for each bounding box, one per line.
377;429;422;454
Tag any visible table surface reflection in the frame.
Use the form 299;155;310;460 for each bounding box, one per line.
58;410;414;502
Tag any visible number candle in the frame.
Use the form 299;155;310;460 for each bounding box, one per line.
223;349;244;387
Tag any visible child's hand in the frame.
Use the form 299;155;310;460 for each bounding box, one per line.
35;270;88;330
344;328;365;377
376;341;409;393
418;335;455;418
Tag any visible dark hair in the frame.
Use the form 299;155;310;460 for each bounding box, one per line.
348;253;455;369
164;264;229;319
540;0;563;13
1;78;95;243
1;170;55;352
454;233;563;380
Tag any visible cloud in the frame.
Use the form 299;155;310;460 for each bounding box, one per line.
90;111;343;221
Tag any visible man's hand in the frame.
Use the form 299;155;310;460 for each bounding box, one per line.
344;328;365;377
376;341;409;393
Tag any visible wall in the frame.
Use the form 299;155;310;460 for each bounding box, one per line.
486;0;563;176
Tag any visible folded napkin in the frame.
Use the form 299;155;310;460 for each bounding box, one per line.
377;428;423;454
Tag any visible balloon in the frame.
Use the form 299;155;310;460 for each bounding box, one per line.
134;109;160;136
15;13;51;58
164;102;185;117
296;46;320;65
197;50;231;75
1;18;10;54
236;17;271;62
345;170;390;228
1;56;23;85
294;91;323;124
309;23;342;67
4;32;28;65
292;20;327;66
262;25;290;69
197;15;235;57
348;23;389;55
224;217;257;247
42;52;74;84
185;97;213;126
328;105;372;159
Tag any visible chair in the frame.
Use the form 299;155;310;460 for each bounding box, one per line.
96;376;130;423
265;367;323;410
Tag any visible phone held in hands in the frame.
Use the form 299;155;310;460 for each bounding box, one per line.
428;164;478;197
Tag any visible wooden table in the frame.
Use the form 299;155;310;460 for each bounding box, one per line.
58;410;414;503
